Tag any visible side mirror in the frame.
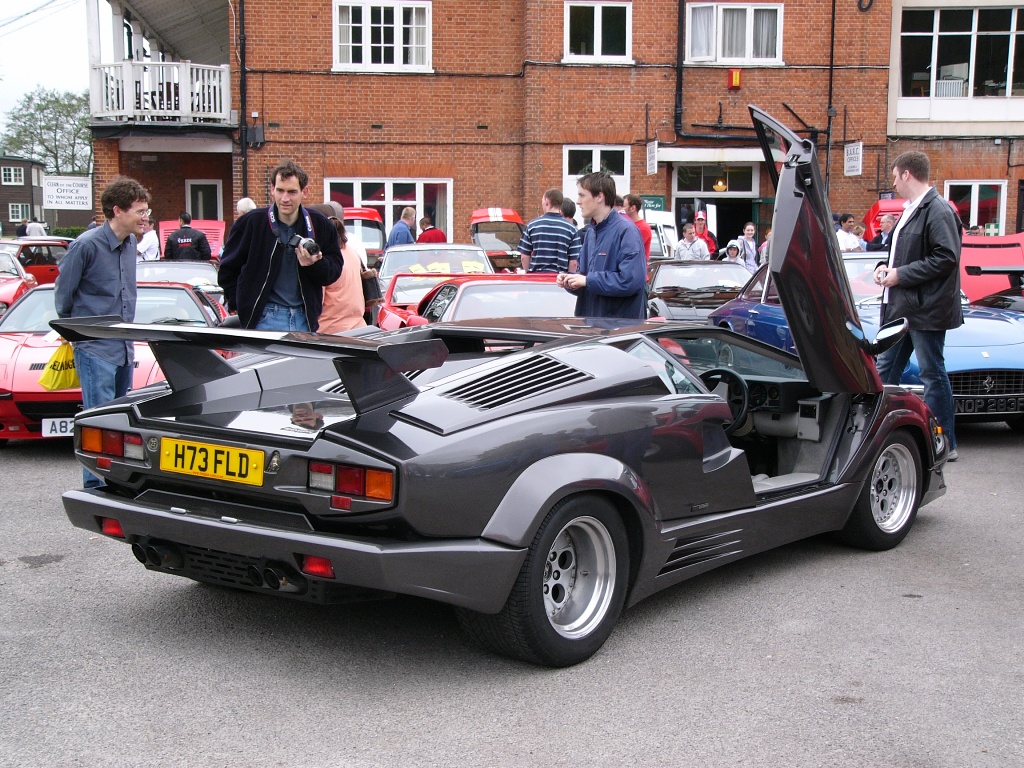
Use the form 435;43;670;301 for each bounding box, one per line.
868;318;908;355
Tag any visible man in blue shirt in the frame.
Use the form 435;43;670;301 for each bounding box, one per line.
55;176;150;487
518;189;581;273
385;207;416;250
557;173;646;319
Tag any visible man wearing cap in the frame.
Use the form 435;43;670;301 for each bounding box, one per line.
694;212;718;257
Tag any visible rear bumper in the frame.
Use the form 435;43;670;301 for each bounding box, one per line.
62;488;526;613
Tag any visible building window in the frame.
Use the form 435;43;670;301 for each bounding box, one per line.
325;177;451;236
563;2;633;63
901;7;1024;98
675;165;756;195
563;146;631;203
946;180;1006;233
687;4;782;64
2;167;25;186
334;1;431;72
9;203;30;221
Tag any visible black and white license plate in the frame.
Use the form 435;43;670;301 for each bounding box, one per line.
41;418;75;437
954;396;1024;415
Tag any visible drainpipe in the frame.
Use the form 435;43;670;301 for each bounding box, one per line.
239;0;248;198
824;0;837;194
673;0;685;137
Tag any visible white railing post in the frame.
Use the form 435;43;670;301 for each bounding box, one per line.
179;61;193;123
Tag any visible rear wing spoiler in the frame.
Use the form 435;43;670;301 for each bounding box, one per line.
49;317;448;414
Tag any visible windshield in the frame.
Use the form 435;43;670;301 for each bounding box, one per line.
0;289;57;331
388;275;452;305
346;219;385;251
0;286;210;332
472;222;524;252
652;262;749;291
380;248;492;279
843;257;885;303
136;262;219;286
651;331;807;381
0;251;20;276
448;283;577;321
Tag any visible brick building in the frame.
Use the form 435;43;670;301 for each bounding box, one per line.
84;0;1024;245
0;154;45;236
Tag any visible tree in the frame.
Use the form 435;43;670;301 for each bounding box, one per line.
1;87;92;174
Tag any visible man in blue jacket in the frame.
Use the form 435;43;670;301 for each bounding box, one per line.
219;160;342;331
557;172;646;319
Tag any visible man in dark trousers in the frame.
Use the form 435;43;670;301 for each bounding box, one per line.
165;212;212;261
866;214;896;251
873;150;963;460
218;160;342;331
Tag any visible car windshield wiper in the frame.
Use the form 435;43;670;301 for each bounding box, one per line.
149;317;206;325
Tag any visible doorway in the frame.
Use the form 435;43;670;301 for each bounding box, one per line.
186;180;222;220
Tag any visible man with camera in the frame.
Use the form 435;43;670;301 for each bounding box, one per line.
219;160;342;331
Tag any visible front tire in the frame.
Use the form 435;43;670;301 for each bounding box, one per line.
837;431;921;551
458;495;629;667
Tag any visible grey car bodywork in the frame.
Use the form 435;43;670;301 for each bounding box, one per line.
55;108;947;666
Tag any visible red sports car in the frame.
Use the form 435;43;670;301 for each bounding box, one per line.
0;283;227;444
0;236;75;285
376;272;574;330
0;247;39;317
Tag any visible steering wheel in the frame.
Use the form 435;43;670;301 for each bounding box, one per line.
699;367;750;436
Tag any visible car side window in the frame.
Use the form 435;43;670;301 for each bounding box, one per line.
627;340;701;395
764;275;781;305
741;273;764;301
423;284;458;322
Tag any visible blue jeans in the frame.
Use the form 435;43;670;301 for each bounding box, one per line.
876;329;956;450
73;346;133;488
255;303;310;332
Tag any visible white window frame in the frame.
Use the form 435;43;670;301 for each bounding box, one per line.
323;177;452;235
2;167;25;186
185;179;223;221
673;164;761;198
685;3;784;65
944;179;1007;234
562;145;631;206
9;203;30;221
333;1;433;73
562;2;634;64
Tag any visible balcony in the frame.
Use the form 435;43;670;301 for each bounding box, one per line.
90;61;232;125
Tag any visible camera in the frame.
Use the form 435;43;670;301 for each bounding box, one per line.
287;234;320;255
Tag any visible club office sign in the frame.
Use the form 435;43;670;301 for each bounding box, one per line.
43;177;92;210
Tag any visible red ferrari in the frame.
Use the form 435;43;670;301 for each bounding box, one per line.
0;247;38;317
0;283;227;444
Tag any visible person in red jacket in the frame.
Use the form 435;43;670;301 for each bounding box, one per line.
694;211;718;257
416;216;447;243
623;194;652;261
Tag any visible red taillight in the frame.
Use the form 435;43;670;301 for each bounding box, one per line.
307;461;394;504
335;466;364;495
81;427;144;460
300;555;336;579
99;517;125;538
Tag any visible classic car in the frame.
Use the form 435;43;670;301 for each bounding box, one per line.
646;259;752;321
377;243;494;292
709;254;1024;431
470;208;525;271
0;248;38;316
0;283;228;445
56;108;946;667
0;236;75;285
377;273;574;330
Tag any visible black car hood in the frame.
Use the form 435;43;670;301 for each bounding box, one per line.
751;106;884;394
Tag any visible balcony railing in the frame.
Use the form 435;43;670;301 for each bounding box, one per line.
90;61;232;124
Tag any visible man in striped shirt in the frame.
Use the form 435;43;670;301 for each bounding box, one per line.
518;189;581;273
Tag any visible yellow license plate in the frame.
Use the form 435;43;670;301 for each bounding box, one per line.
160;438;265;486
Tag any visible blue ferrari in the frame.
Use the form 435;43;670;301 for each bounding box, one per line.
709;255;1024;431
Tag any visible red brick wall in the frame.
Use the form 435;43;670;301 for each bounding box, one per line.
223;0;1023;236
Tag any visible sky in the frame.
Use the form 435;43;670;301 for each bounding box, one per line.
0;0;93;132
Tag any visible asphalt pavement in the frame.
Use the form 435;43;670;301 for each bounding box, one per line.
1;422;1021;767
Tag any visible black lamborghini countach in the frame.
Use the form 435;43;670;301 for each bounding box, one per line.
55;109;948;667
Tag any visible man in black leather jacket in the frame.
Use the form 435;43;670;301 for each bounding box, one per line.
873;150;963;460
219;160;342;331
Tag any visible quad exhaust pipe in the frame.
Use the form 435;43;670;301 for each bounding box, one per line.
132;539;184;570
247;562;306;594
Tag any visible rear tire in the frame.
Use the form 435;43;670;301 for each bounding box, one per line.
837;431;921;551
458;495;629;667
